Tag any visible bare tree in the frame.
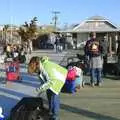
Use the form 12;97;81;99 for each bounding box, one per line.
18;17;38;42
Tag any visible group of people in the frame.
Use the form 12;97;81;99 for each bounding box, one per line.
27;32;109;120
54;34;66;53
2;43;29;63
28;56;84;120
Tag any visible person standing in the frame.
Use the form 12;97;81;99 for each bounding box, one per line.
84;32;103;87
117;40;120;64
55;34;61;53
100;36;109;76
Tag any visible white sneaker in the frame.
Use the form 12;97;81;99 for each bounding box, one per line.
98;83;102;87
91;83;95;87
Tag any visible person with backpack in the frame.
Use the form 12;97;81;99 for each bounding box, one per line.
84;32;103;87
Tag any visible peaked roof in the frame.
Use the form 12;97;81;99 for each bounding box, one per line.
72;16;120;33
87;16;106;21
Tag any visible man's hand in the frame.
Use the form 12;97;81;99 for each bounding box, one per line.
36;87;40;92
37;92;42;97
36;87;43;97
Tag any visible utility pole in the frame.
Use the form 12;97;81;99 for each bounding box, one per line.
10;16;13;43
52;11;60;30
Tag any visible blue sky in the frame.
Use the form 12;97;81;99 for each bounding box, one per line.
0;0;120;26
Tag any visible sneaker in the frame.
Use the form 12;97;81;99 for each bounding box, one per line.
98;83;102;87
91;83;95;87
82;81;85;88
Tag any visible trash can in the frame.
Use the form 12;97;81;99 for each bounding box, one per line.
10;97;49;120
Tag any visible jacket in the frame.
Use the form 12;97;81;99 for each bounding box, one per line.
36;57;67;95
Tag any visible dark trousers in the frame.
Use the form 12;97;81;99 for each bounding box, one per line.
46;89;60;120
103;55;107;76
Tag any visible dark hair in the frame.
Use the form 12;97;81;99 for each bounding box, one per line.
89;32;96;38
29;56;40;64
28;56;40;74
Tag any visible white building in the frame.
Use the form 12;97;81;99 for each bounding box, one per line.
60;16;120;53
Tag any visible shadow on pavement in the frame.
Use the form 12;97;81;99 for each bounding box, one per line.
0;95;19;117
103;75;120;80
0;87;31;98
61;103;119;120
19;73;40;88
17;79;40;88
0;87;32;118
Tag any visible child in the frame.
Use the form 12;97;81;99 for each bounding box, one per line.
65;66;77;93
65;64;84;93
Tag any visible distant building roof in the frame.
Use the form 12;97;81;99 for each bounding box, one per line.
87;15;106;21
62;16;120;33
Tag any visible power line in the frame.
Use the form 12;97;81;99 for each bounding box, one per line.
52;11;60;29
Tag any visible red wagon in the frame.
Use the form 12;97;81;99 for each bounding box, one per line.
5;59;21;81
